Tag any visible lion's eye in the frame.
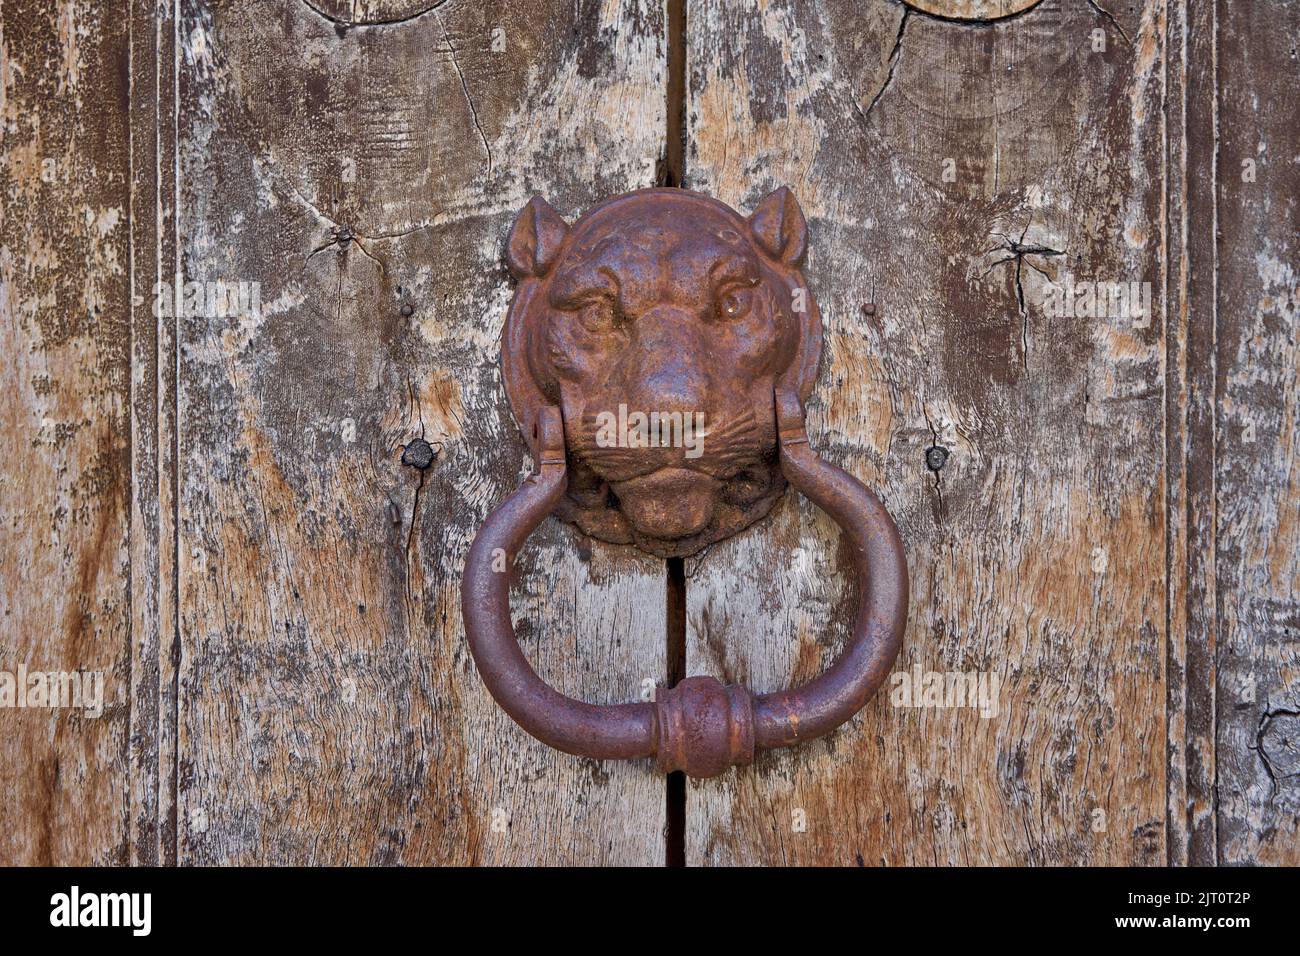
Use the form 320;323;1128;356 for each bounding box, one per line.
577;299;617;334
718;286;753;320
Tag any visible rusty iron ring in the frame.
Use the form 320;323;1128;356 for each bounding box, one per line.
461;389;908;778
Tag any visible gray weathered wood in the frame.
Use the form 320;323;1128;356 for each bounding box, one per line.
1214;0;1300;866
169;0;669;864
684;0;1170;865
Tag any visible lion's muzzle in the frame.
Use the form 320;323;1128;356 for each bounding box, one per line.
613;467;718;540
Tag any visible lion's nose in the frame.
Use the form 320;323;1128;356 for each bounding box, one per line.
624;306;709;412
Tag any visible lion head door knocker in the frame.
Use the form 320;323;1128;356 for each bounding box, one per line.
462;187;908;778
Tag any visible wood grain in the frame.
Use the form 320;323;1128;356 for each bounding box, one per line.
127;0;181;867
169;0;670;864
683;0;1170;865
0;0;132;864
1;0;1295;869
1214;0;1300;865
1167;0;1218;867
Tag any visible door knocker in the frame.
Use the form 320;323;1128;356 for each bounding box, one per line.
462;187;908;778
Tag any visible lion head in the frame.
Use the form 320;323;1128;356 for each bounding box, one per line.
501;186;822;558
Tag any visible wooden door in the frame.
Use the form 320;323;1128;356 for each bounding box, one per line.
1;0;1296;866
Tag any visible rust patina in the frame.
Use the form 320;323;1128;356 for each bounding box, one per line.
500;186;821;558
462;186;909;777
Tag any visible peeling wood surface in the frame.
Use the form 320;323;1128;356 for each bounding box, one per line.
0;0;132;865
683;0;1173;865
2;0;1298;867
3;0;671;866
1214;0;1300;866
169;0;668;865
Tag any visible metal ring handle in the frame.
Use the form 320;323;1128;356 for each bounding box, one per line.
461;390;909;778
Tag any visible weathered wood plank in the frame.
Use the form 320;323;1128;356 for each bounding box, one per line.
1170;0;1218;867
684;0;1169;865
173;0;669;864
127;0;181;867
1215;0;1300;866
0;0;133;864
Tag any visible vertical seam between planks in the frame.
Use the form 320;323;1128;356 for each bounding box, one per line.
663;0;686;187
664;0;688;867
170;0;182;868
126;0;137;865
1180;0;1219;866
1208;0;1220;866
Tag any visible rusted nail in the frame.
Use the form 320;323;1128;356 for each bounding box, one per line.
402;438;436;470
335;226;353;246
925;445;949;472
862;302;876;317
400;303;415;318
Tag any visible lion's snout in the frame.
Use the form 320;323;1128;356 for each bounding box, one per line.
618;305;711;415
612;467;717;540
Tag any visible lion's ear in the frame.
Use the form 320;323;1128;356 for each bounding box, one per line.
506;196;569;279
748;186;807;265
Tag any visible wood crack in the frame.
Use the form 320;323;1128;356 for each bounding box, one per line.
298;0;452;30
1085;0;1132;46
921;405;945;516
857;8;910;126
436;11;493;178
983;225;1064;369
896;0;1046;27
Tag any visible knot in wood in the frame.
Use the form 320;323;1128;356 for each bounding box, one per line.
402;438;436;470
